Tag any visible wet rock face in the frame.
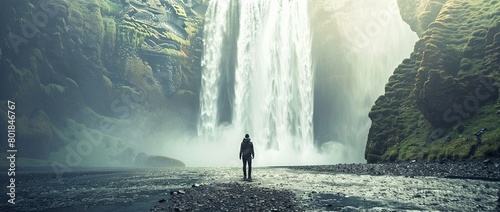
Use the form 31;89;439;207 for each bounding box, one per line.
366;0;500;163
118;0;203;96
0;0;204;162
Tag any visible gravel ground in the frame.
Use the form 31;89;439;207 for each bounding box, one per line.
152;182;301;211
4;161;498;211
286;159;500;180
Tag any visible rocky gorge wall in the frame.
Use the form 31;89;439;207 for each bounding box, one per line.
366;0;500;163
0;0;206;166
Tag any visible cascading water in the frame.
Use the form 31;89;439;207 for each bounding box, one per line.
199;0;315;165
186;0;417;166
232;1;314;151
198;0;231;137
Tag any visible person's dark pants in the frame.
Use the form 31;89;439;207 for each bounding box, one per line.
242;157;252;179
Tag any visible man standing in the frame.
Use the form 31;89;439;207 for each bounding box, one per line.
239;134;254;180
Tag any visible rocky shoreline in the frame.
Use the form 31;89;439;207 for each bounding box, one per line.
286;159;500;181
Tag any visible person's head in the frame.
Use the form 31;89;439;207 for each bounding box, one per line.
245;134;250;138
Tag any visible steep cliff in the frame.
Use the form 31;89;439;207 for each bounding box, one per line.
0;0;206;166
366;0;500;163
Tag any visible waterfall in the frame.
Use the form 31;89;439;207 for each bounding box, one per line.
194;0;417;166
199;0;314;159
198;0;230;137
233;1;314;151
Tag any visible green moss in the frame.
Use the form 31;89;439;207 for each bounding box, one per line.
98;0;122;15
87;1;100;11
165;32;189;45
160;48;183;58
184;22;196;36
367;0;500;163
103;17;116;40
459;58;473;71
380;147;400;162
418;1;444;31
172;4;187;19
116;24;148;49
379;101;500;161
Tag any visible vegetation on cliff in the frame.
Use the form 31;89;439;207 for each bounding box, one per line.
0;0;206;166
366;0;500;163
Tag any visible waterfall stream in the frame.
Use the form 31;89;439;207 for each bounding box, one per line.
192;0;417;166
199;0;315;164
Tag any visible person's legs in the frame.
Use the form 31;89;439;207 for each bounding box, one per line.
242;158;247;179
248;158;252;179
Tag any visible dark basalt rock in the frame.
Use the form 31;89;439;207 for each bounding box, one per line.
133;152;185;167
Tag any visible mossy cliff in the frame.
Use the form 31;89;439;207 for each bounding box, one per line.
366;0;500;163
0;0;207;166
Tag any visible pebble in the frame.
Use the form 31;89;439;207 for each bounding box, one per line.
154;182;302;211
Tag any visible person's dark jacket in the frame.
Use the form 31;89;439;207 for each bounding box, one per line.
239;138;254;159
